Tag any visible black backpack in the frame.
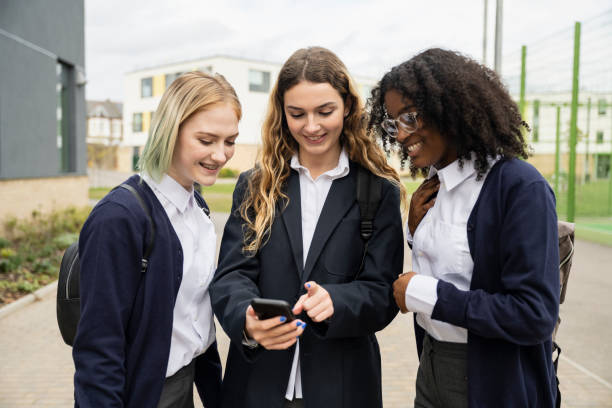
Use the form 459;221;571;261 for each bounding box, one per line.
56;183;155;346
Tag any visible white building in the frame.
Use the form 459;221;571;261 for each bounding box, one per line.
86;100;124;170
521;92;612;180
122;55;377;173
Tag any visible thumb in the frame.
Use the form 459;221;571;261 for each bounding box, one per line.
304;281;319;296
246;305;257;318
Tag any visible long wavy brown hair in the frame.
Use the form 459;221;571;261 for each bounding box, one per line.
240;46;405;254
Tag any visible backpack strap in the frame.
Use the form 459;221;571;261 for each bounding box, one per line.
194;190;211;217
356;166;383;275
356;166;382;242
119;183;155;273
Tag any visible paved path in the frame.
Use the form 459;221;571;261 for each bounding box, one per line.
1;214;611;407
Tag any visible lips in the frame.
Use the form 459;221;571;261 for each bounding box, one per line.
403;140;423;156
199;162;219;172
303;133;326;144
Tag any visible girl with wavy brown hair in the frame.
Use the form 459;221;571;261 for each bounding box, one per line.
210;47;404;408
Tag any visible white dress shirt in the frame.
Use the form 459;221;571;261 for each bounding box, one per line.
142;173;217;377
405;157;496;343
284;148;350;400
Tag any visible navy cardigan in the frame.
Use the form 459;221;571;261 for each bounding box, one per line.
415;158;560;407
72;175;221;408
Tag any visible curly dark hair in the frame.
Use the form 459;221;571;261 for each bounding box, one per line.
367;48;530;179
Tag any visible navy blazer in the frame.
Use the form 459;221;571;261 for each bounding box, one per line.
210;163;404;408
415;158;560;407
73;175;221;408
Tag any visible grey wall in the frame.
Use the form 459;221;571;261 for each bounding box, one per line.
0;0;86;179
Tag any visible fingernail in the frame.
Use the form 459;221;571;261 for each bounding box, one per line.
301;323;307;329
306;283;311;288
296;321;301;327
280;316;286;322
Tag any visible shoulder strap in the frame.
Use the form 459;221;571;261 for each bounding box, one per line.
119;183;155;273
194;190;211;217
356;165;383;242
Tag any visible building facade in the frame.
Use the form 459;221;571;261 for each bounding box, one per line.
522;92;612;181
122;55;377;173
0;0;88;226
87;100;123;170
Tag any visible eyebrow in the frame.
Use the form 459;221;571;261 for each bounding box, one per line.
286;102;337;110
195;131;239;138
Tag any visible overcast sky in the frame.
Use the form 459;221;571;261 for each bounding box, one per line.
85;0;612;102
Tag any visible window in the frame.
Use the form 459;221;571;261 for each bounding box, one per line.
249;69;270;92
597;131;604;144
56;61;74;173
598;99;607;116
165;72;183;89
133;113;143;132
532;100;540;143
596;154;610;179
141;77;153;98
132;146;140;171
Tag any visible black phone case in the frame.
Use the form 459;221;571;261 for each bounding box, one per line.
251;298;295;321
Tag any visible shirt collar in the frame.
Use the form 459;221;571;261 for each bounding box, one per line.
428;154;500;192
142;172;193;213
290;147;350;181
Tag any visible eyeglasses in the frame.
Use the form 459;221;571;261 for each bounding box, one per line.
381;112;420;138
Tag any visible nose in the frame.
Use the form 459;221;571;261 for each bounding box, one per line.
396;127;411;144
304;114;321;134
211;142;227;164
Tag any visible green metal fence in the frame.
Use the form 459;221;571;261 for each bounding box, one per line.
501;9;612;245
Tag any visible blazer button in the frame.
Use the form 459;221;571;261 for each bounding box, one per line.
467;223;474;232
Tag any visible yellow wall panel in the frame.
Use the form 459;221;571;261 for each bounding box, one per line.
143;111;151;133
153;75;165;96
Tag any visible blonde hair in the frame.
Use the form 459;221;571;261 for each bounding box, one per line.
240;47;406;254
138;71;241;181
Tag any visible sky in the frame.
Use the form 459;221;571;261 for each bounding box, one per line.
84;0;612;102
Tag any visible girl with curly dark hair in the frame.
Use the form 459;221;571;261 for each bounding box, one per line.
368;48;560;408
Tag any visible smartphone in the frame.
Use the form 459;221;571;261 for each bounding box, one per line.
251;298;295;321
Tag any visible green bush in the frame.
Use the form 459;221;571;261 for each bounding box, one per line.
0;206;91;303
0;237;10;249
53;232;79;250
218;168;239;178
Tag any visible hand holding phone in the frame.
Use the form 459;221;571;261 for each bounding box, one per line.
244;298;305;350
251;298;295;321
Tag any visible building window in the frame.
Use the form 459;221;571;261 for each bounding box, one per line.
132;146;140;171
141;77;153;98
249;69;270;92
133;113;143;132
532;100;540;143
596;154;610;179
598;99;607;116
56;62;74;173
165;72;183;89
596;131;604;144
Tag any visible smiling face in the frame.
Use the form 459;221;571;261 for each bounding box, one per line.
383;89;457;170
283;81;348;170
168;103;239;190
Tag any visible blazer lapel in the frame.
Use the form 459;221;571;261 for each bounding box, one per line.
302;168;356;282
280;170;304;277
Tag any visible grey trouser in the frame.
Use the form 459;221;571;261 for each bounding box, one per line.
157;360;195;408
415;334;468;408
